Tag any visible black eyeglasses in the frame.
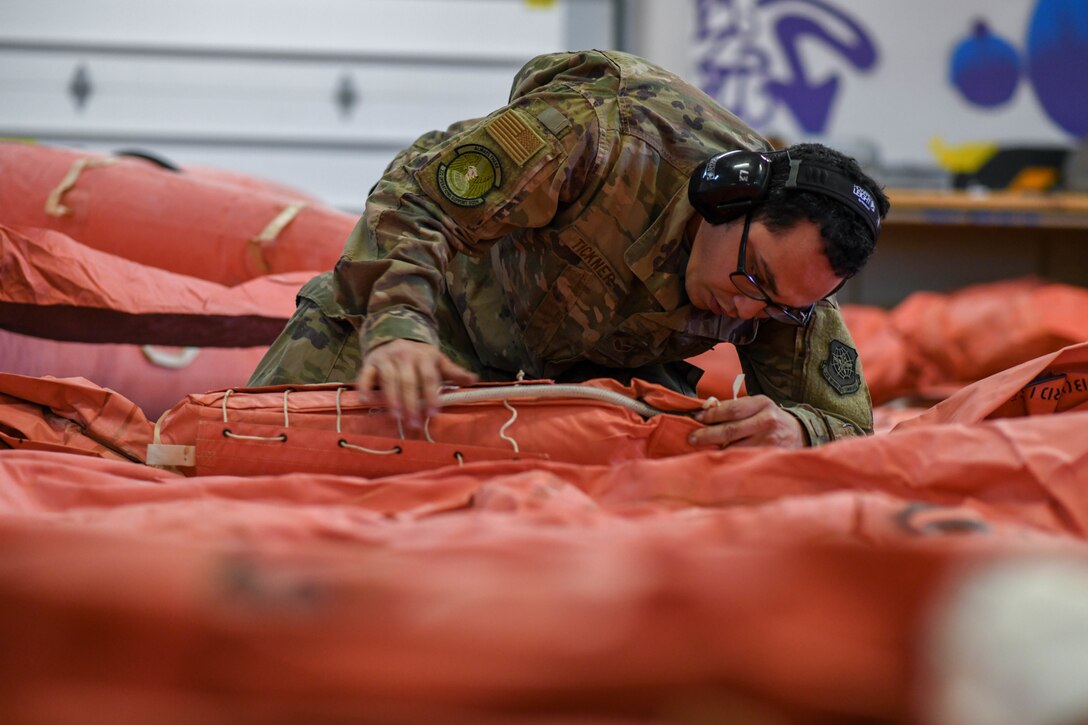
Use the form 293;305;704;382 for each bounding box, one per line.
729;210;844;327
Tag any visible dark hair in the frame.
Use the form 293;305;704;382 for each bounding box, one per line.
754;142;890;278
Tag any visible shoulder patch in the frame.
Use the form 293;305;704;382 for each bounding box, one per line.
436;144;502;207
820;339;861;395
485;109;546;166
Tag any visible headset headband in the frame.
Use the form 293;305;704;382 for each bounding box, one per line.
784;158;881;237
688;150;882;238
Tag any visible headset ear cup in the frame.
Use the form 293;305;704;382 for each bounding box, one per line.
688;150;773;224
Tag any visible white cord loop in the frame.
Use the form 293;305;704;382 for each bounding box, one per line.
220;388;294;442
338;439;402;455
335;386;402;455
498;400;520;453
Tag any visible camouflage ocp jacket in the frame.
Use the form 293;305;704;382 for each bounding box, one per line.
333;49;873;444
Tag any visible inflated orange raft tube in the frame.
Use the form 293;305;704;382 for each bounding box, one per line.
0;141;358;284
0;224;308;347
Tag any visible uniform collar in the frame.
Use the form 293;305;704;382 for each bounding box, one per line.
622;186;759;343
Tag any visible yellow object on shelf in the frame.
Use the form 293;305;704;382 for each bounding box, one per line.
930;137;1000;175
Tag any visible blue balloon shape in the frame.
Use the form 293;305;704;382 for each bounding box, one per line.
1027;0;1088;137
950;20;1021;107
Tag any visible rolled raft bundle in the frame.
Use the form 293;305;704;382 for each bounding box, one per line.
0;142;357;284
0;223;311;418
149;378;709;477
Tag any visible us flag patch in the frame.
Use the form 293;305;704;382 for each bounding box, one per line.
485;110;545;166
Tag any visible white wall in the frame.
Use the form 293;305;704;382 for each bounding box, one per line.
0;0;617;210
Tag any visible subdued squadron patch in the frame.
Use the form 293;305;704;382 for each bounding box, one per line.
485;109;546;165
820;339;861;395
437;144;502;207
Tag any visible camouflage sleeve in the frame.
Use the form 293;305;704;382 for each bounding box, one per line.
735;297;874;445
334;90;599;356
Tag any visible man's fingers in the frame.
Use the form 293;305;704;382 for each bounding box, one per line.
688;416;767;448
374;359;404;419
398;363;425;426
357;363;379;393
688;394;807;449
417;360;443;418
695;395;769;424
438;356;478;386
360;340;480;425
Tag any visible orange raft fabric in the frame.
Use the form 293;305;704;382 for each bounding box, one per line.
0;373;152;462
0;142;357;284
151;378;709;477
891;277;1088;392
0;224;309;347
2;409;1088;723
894;340;1088;429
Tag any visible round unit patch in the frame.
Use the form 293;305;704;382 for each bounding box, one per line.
436;144;502;207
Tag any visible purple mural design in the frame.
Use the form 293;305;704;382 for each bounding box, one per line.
951;0;1088;138
694;0;879;134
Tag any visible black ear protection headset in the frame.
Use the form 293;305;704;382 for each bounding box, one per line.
687;149;882;238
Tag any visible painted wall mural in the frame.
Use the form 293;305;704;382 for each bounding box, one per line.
950;0;1088;138
693;0;880;135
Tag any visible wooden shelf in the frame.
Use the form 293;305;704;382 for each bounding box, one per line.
886;189;1088;229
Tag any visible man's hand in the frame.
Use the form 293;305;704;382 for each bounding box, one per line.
358;339;477;426
687;394;806;449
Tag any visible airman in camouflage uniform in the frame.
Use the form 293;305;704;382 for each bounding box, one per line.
250;50;888;447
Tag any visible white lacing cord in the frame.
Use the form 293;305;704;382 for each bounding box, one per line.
335;386;402;456
498;400;520;453
221;388;289;442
